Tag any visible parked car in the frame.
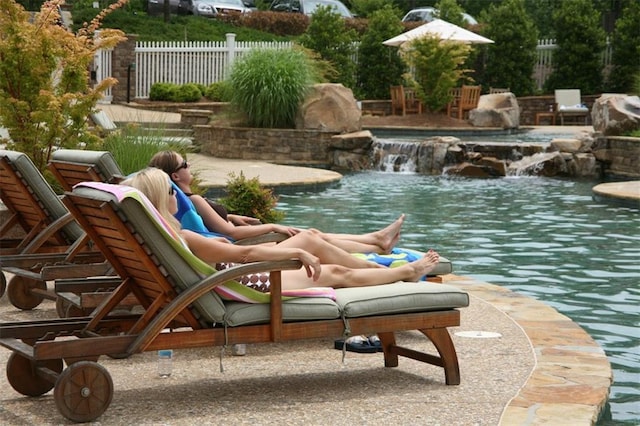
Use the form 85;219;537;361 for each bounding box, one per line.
402;7;478;26
187;0;252;17
269;0;353;18
147;0;190;16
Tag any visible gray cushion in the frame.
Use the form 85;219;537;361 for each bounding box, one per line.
1;150;84;242
335;281;469;318
224;297;340;326
51;149;123;182
432;256;452;275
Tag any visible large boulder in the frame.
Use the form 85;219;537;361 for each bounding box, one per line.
297;83;362;133
591;94;640;136
468;93;520;129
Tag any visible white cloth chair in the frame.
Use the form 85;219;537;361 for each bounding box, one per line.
554;89;589;125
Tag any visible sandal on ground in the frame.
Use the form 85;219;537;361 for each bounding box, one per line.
333;335;378;353
367;335;383;352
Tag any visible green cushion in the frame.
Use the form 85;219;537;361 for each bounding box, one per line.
335;281;469;318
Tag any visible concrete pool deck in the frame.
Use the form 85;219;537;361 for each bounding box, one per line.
2;104;610;424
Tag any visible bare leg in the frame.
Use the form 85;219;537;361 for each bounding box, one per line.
277;231;382;269
309;214;405;254
282;250;440;290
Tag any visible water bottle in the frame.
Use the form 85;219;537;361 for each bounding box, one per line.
157;349;173;377
231;343;246;356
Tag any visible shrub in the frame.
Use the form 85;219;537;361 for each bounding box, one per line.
355;5;406;100
605;0;640;93
149;83;178;101
478;0;538;96
229;47;319;128
0;0;125;171
299;6;357;89
149;82;202;102
544;0;606;94
218;172;285;223
175;83;202;102
103;124;174;175
204;81;233;101
401;37;471;112
236;10;309;36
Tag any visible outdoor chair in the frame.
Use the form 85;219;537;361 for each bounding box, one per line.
390;85;422;116
489;87;510;94
446;87;462;118
0;150;107;309
0;181;469;422
456;85;481;120
554;89;590;125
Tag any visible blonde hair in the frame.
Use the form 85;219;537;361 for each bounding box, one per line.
121;167;181;232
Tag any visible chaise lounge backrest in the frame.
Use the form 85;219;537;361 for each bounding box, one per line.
49;149;125;191
0;150;84;250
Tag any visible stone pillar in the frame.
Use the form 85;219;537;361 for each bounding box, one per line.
110;34;137;103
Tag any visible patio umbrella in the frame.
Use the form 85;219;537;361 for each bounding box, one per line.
383;19;494;47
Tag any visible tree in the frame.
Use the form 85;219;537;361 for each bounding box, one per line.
355;5;406;100
299;5;357;89
605;0;640;93
0;0;126;171
480;0;538;96
544;0;606;95
435;0;465;27
401;37;471;112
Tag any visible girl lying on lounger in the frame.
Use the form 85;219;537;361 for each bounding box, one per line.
121;168;440;290
148;150;403;255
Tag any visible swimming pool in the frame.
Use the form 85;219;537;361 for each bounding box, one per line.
277;172;639;425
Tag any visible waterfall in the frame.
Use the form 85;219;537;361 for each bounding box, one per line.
371;140;419;173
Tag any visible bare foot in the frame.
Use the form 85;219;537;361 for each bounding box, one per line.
378;214;405;253
407;249;440;281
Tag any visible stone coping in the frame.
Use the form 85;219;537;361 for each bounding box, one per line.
443;275;612;425
592;181;640;209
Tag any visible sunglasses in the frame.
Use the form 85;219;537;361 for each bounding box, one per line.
169;185;175;196
174;160;189;172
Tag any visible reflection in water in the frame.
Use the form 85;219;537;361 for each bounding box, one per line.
278;172;639;425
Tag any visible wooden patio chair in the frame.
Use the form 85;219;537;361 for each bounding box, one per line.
446;87;462;118
47;149;126;191
0;182;469;423
0;150;107;308
390;85;422;116
456;85;481;120
555;89;589;125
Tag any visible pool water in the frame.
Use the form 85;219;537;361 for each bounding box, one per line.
277;172;639;425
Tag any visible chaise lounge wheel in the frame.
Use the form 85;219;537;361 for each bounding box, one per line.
7;276;46;310
54;361;113;423
0;271;6;298
7;352;63;396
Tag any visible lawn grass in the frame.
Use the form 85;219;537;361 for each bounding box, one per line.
73;8;293;42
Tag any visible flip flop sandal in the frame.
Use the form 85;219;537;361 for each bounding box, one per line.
333;335;378;353
367;335;383;352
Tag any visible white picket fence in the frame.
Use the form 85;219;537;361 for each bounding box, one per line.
95;35;612;100
135;33;292;99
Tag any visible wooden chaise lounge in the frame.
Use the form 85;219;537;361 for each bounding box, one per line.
0;182;469;423
0;150;107;308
